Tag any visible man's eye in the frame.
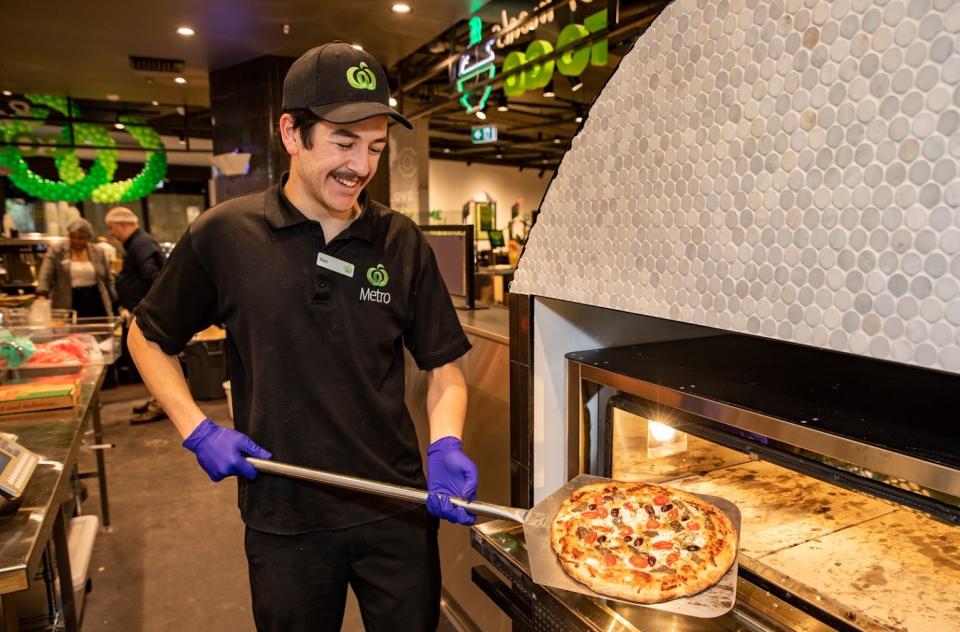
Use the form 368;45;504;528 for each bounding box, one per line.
370;146;384;155
336;143;353;150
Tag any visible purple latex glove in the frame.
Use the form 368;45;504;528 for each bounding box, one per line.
182;418;272;482
425;436;478;525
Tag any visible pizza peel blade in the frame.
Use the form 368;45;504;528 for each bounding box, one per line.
522;473;741;617
247;461;739;617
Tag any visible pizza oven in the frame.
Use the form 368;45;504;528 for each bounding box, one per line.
470;333;960;631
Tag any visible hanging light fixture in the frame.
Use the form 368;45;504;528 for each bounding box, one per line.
497;92;509;112
566;75;584;92
543;80;555;98
475;110;487;120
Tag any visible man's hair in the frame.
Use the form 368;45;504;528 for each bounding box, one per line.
104;207;140;225
282;109;324;150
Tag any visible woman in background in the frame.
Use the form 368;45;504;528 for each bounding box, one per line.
37;218;116;317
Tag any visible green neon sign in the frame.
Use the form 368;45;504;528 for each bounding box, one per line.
456;16;497;114
0;94;168;203
502;8;608;98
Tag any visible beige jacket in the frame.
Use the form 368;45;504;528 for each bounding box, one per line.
37;243;117;315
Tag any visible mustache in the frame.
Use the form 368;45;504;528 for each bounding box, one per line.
331;169;366;182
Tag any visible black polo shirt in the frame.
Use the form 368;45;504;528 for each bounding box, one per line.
117;228;164;310
135;173;472;534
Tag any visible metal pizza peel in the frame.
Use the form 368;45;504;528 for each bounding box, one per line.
248;461;739;618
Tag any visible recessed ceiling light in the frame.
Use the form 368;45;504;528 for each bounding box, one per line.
475;110;486;120
2;90;12;97
388;97;398;107
496;153;503;159
106;93;120;101
392;3;412;13
177;26;195;36
114;123;125;130
351;44;363;51
553;136;562;144
575;115;583;123
151;100;159;106
443;148;451;154
175;76;187;84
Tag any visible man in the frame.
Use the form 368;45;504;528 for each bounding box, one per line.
127;42;477;632
105;206;166;422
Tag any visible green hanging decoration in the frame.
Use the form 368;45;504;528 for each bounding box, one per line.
0;94;168;203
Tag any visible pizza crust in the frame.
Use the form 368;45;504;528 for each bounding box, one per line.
549;481;738;604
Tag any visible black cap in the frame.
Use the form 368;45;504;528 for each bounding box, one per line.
282;41;412;129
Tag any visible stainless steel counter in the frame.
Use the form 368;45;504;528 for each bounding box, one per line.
0;364;106;630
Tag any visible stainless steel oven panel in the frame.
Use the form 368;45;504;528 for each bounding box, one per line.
569;360;960;502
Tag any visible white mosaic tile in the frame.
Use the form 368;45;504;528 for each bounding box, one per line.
512;0;960;374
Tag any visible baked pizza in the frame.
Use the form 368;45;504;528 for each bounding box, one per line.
550;481;738;603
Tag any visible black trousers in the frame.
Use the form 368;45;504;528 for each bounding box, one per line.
244;508;441;632
71;285;107;318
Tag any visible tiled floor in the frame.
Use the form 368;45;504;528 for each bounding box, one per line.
76;383;396;631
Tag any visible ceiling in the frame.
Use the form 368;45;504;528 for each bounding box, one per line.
0;0;672;172
0;0;484;106
396;0;671;170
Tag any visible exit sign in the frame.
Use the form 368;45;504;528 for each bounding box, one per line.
471;125;498;144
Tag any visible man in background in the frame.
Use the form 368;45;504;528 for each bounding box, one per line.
105;206;166;423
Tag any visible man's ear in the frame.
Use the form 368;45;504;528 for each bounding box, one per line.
278;113;299;157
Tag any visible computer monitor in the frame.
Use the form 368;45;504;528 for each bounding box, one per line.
487;229;505;249
420;225;475;310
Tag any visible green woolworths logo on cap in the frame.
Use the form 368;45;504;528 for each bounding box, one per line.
347;62;377;91
366;264;389;287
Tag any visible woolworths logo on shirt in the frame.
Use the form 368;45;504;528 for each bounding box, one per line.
360;264;391;304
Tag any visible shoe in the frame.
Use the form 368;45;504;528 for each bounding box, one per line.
130;409;167;425
132;400;151;414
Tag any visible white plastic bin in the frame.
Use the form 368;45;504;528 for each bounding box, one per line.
17;514;99;622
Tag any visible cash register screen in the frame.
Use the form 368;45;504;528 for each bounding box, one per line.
0;452;11;471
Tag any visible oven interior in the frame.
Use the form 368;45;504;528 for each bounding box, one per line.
574;387;960;632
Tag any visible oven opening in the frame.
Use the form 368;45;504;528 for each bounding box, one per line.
578;391;960;632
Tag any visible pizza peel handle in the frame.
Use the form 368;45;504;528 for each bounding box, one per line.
246;457;529;523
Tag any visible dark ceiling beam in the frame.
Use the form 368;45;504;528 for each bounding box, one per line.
504;117;579;134
430;153;559;170
452;140;566;156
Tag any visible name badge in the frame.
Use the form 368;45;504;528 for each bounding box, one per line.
316;252;355;278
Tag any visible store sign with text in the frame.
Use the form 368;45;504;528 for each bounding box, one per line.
454;1;608;107
501;7;607;98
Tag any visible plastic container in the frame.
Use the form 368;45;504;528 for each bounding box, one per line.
5;316;123;372
182;340;227;400
223;381;233;419
0;307;77;328
17;514;99;622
